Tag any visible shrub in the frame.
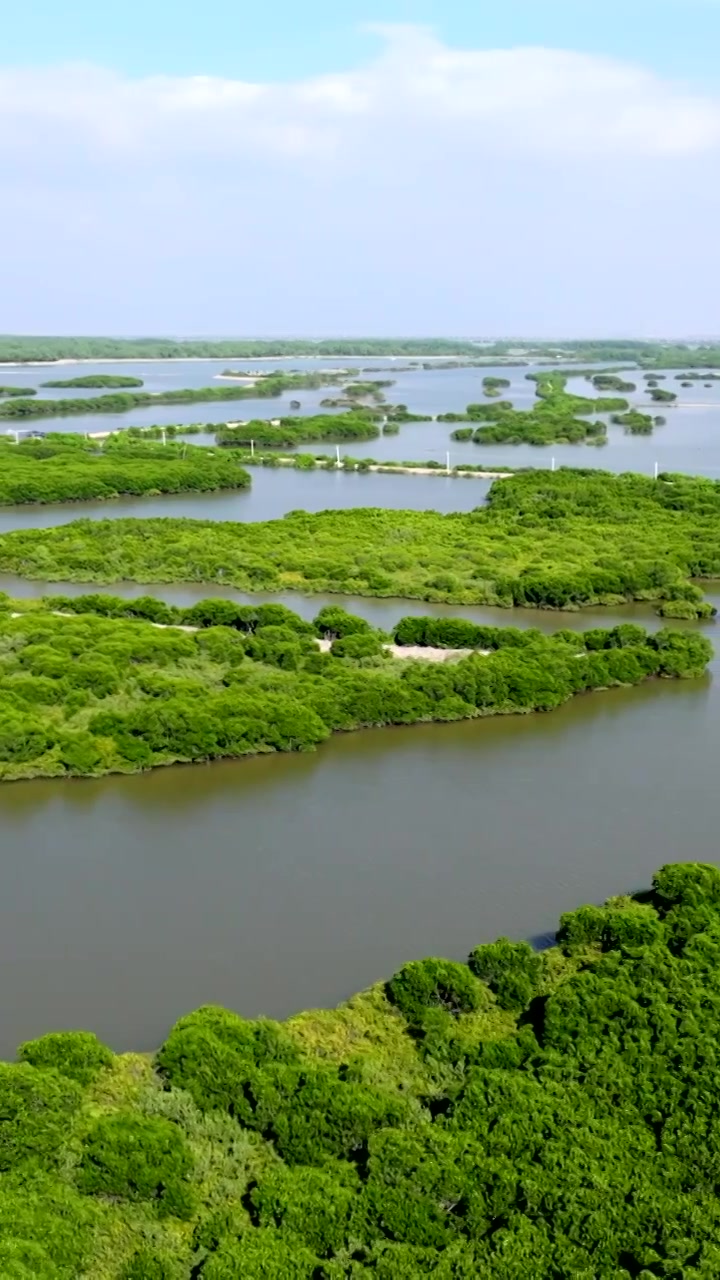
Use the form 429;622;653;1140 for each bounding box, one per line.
18;1031;113;1085
468;938;541;1011
387;959;482;1025
78;1113;194;1218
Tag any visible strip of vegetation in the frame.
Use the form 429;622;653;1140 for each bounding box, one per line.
3;469;720;610
0;371;360;420
0;336;488;361
483;338;720;367
0;438;250;505
215;413;381;448
0;601;708;781
4;859;720;1275
0;385;35;397
243;449;514;475
40;375;145;389
649;387;678;404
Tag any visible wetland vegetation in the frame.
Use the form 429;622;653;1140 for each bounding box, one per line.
2;469;720;611
442;374;627;446
5;861;720;1275
0;598;707;782
0;437;251;505
40;376;145;389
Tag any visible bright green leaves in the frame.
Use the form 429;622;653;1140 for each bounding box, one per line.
78;1113;195;1218
0;1065;81;1173
18;1031;113;1086
387;959;484;1027
468;939;541;1012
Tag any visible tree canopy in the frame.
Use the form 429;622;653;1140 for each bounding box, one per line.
3;862;720;1275
3;468;720;611
0;597;706;781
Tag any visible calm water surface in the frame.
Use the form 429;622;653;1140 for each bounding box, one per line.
0;468;491;532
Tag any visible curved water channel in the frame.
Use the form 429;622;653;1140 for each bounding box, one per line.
0;360;719;1055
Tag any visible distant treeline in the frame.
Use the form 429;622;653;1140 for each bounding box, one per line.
485;339;720;368
0;336;485;361
7;334;720;368
2;469;720;612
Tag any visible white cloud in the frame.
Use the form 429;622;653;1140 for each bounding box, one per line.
3;26;720;334
2;25;720;166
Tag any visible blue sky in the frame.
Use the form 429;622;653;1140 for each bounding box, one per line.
3;2;720;335
7;0;720;83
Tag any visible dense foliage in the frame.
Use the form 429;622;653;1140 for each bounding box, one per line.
6;861;720;1274
0;337;486;360
0;385;35;397
482;376;511;396
590;373;636;392
6;468;720;609
610;410;657;435
0;599;705;781
444;374;627;446
215;413;380;448
40;376;145;389
0;438;251;505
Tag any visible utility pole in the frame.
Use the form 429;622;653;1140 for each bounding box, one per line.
551;456;555;472
654;460;659;480
336;445;341;467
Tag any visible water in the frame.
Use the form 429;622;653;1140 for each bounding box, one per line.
0;571;716;1056
6;357;720;477
1;357;720;1056
0;468;492;533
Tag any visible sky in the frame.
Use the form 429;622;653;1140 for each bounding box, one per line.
3;0;720;337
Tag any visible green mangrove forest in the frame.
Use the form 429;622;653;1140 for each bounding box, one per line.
2;469;720;610
0;437;251;505
40;375;145;389
0;598;707;781
609;410;662;435
443;373;629;446
215;413;382;449
0;385;35;398
4;860;720;1275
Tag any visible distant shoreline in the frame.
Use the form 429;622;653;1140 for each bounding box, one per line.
0;355;488;369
